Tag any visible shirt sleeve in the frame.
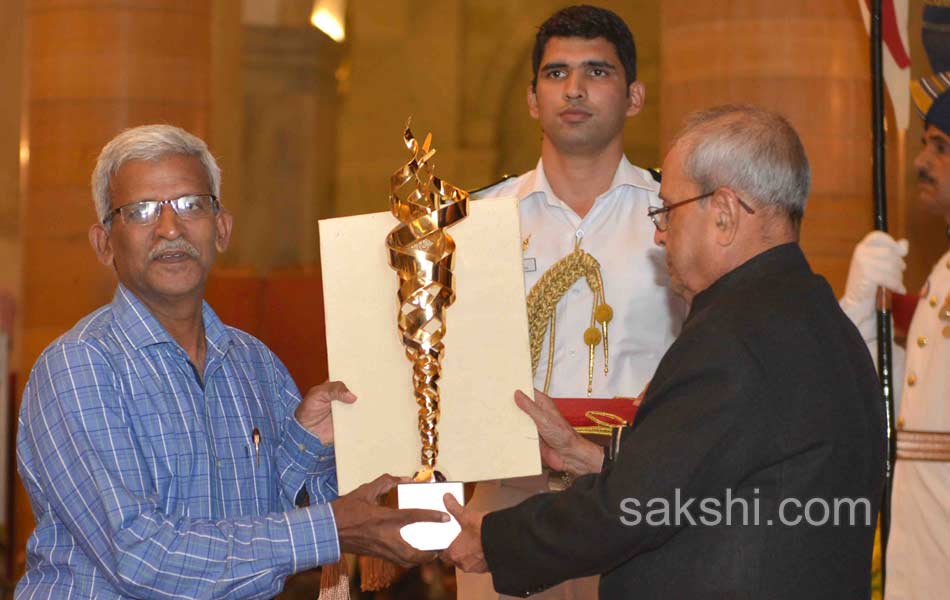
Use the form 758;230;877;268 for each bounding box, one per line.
17;342;340;600
270;359;339;506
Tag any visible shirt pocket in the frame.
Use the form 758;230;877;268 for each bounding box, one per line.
212;432;278;515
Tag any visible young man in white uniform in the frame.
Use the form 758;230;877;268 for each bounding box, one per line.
459;6;684;599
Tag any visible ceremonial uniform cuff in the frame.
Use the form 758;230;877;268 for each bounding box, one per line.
285;503;341;571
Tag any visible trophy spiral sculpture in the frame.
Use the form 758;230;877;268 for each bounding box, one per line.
387;120;469;483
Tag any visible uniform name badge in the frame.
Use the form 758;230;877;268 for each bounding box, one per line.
523;257;537;272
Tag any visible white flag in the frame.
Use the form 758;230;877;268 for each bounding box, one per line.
858;0;911;129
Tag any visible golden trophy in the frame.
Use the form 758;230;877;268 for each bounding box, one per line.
318;121;540;538
386;120;467;550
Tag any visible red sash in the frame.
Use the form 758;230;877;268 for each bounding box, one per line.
552;396;640;431
892;291;918;339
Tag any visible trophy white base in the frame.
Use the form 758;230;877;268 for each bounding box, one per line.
397;481;464;551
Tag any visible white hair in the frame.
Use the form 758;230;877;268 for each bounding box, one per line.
91;124;221;224
672;105;811;225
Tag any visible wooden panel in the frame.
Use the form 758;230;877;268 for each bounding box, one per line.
208;0;243;269
20;235;114;339
15;0;215;577
0;0;25;375
262;267;329;392
663;1;861;22
205;267;330;394
205;268;266;338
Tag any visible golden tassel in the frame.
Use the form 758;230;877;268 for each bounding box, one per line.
543;313;556;396
526;246;612;394
358;556;405;592
317;557;350;600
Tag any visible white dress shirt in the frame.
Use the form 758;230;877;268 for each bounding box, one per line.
479;156;685;398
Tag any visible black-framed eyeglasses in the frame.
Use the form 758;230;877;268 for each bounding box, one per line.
647;190;755;232
103;194;219;226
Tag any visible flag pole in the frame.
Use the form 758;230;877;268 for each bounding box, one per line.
870;0;897;585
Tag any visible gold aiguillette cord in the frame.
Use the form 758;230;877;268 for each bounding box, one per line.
526;238;613;396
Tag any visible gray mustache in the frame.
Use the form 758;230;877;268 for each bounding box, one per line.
148;239;199;260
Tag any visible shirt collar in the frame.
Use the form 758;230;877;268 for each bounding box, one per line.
518;155;658;209
111;284;232;356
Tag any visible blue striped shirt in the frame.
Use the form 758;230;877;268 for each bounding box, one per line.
16;285;340;599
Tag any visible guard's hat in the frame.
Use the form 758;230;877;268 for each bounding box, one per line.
911;71;950;135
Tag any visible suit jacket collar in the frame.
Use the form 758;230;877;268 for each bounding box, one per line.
689;243;809;319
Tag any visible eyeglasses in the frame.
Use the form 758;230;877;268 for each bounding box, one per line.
103;194;219;226
647;190;755;232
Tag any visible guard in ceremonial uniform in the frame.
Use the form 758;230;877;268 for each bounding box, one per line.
841;76;950;599
458;6;684;600
885;247;950;600
886;81;950;600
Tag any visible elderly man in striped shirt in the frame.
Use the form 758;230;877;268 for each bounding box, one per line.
15;125;445;599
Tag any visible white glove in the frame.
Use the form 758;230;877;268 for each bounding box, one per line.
840;231;909;332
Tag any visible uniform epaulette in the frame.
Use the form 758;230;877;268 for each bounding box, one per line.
648;167;662;183
469;174;519;198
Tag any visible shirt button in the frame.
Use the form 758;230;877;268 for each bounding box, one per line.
569;350;576;357
918;336;928;348
298;443;306;452
575;229;584;240
216;459;222;468
907;373;917;387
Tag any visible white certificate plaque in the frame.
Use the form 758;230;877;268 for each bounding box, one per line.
397;482;464;551
319;197;541;494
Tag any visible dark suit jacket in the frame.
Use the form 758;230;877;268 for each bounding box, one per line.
482;243;885;599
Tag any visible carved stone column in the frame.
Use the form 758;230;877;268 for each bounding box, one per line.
335;0;463;217
661;1;875;292
240;24;342;270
